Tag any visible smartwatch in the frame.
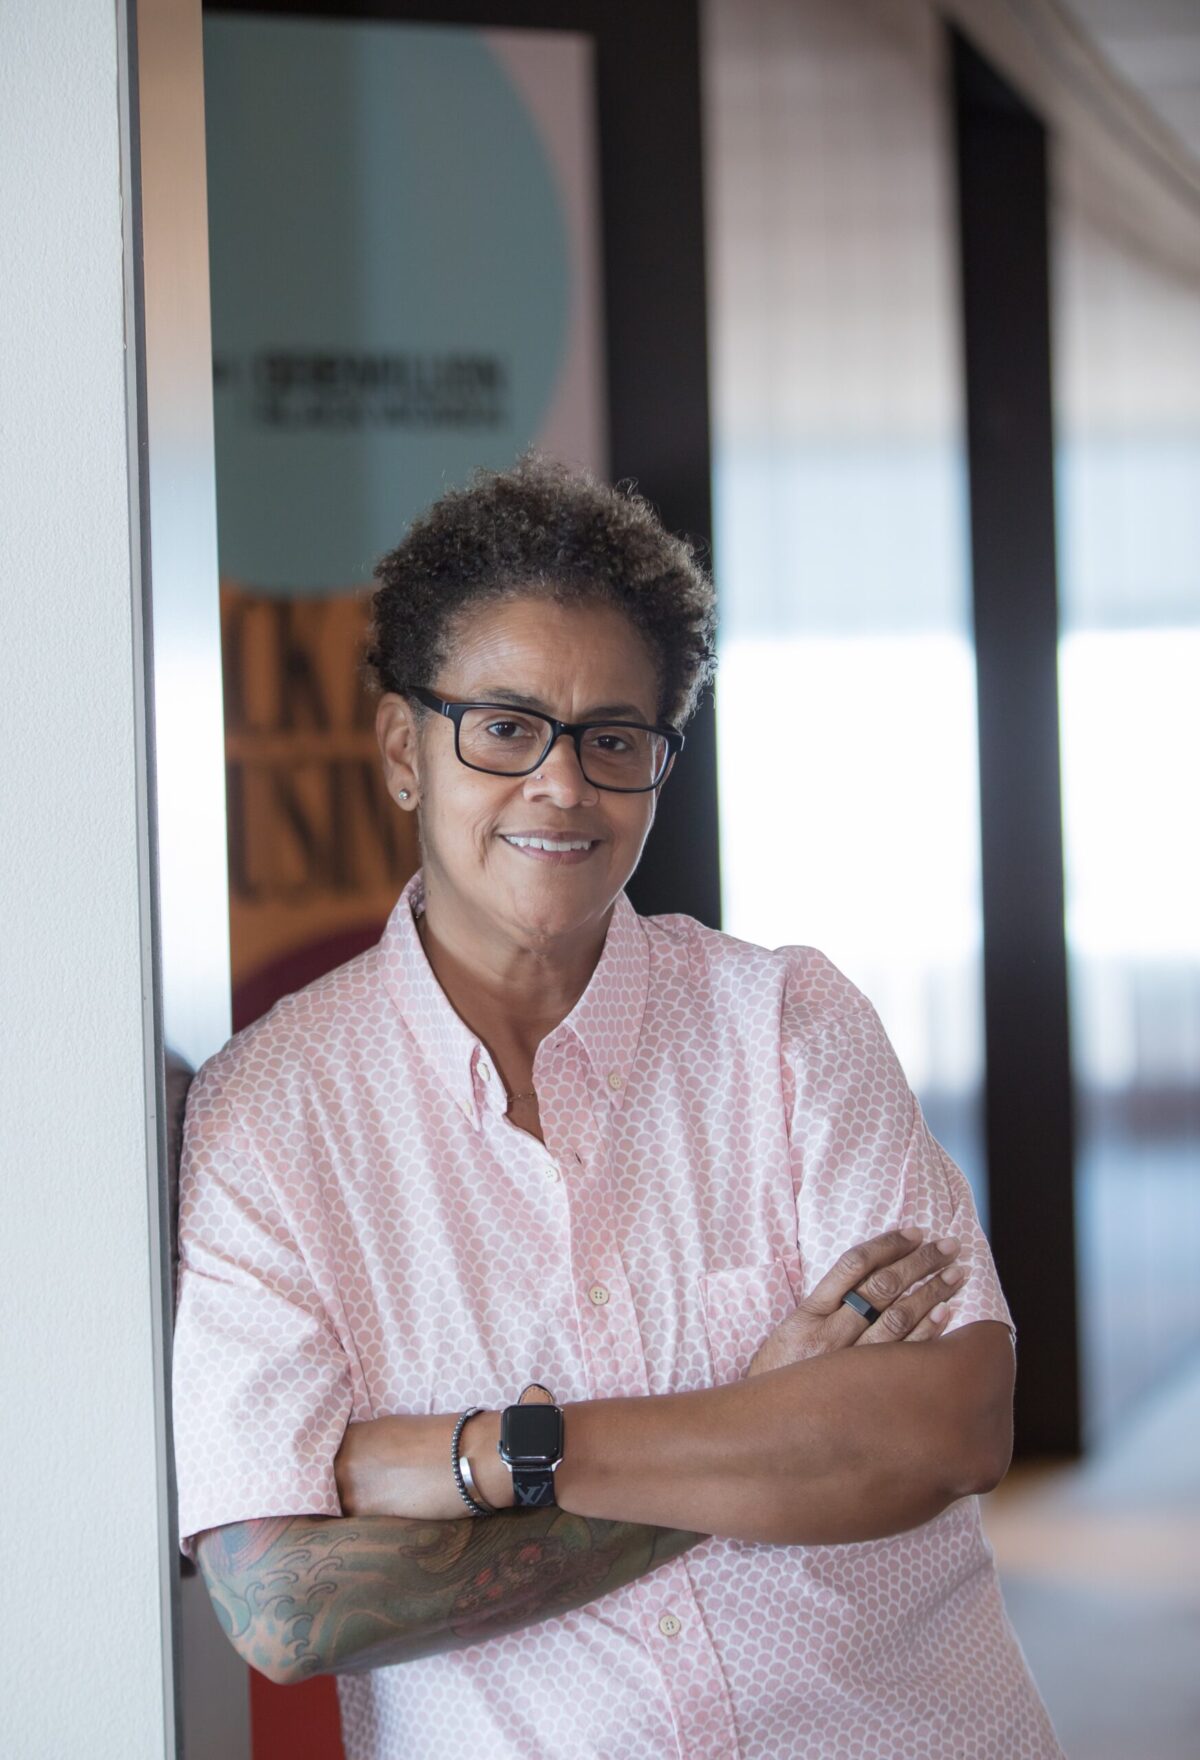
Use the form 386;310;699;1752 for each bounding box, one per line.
498;1383;564;1508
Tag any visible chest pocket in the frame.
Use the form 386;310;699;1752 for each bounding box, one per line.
698;1254;801;1386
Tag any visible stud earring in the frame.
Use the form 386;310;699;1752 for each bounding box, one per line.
397;789;410;801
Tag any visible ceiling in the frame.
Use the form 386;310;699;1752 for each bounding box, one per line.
1063;0;1200;166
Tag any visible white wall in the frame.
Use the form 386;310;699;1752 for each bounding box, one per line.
0;3;168;1755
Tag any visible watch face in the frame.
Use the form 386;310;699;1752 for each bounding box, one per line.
501;1403;563;1463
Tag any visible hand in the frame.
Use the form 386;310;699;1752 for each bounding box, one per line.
745;1229;969;1377
334;1409;512;1521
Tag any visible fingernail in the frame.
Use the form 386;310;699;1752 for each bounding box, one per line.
930;1301;951;1321
942;1263;965;1282
937;1236;960;1253
901;1227;923;1241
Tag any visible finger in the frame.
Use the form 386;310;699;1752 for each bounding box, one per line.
803;1229;961;1323
855;1267;972;1346
802;1230;931;1320
853;1236;963;1313
903;1298;957;1343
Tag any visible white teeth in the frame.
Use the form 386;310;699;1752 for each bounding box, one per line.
503;836;595;852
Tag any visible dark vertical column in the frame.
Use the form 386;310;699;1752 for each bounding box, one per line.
951;30;1080;1455
588;0;719;928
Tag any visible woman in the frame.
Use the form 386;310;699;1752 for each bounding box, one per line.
173;454;1065;1758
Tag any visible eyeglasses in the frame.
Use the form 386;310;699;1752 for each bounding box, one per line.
405;685;684;793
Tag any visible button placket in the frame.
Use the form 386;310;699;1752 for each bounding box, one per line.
535;1146;567;1191
555;1076;649;1398
634;1559;739;1760
572;1249;647;1396
478;1090;567;1196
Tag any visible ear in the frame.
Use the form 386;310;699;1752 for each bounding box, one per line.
376;692;422;807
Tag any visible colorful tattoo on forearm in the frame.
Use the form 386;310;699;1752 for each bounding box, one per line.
196;1511;704;1682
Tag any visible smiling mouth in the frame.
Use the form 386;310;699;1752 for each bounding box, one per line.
500;834;600;854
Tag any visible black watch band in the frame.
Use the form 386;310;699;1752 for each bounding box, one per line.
498;1384;564;1509
509;1463;557;1508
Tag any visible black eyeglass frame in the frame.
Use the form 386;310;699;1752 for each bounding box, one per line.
405;684;685;793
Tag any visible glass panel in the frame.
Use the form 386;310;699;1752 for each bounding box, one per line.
201;13;605;1032
703;0;986;1203
1053;190;1200;1441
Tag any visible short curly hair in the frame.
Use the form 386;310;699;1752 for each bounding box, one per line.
363;451;717;727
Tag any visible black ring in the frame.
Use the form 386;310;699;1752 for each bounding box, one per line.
842;1289;883;1324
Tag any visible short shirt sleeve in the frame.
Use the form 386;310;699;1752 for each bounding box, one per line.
780;949;1016;1354
172;1059;352;1561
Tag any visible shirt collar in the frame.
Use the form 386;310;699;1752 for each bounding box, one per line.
377;868;650;1128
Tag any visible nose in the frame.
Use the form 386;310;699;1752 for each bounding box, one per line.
523;730;599;806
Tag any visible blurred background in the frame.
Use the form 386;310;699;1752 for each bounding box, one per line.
140;0;1200;1754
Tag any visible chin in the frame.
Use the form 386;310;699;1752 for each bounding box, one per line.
508;897;598;943
502;876;614;943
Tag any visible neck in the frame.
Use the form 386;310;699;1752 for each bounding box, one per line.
414;873;613;1060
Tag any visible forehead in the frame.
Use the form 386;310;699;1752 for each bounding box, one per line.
442;595;659;711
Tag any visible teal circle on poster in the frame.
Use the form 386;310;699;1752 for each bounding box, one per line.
204;15;571;593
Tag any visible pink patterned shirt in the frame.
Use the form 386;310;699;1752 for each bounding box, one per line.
173;868;1064;1759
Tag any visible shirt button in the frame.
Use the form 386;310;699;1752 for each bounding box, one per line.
588;1283;610;1306
607;1071;624;1091
657;1613;682;1637
479;1062;492;1082
545;1161;561;1182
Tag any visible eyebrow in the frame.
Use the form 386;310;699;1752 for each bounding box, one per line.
471;687;654;721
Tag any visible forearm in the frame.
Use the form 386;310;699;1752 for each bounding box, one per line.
553;1334;991;1545
195;1507;705;1685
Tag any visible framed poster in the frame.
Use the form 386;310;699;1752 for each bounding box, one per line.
203;13;607;1031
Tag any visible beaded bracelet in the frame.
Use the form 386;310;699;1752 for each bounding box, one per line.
451;1406;495;1516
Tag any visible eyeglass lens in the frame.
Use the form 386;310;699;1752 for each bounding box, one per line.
458;707;667;789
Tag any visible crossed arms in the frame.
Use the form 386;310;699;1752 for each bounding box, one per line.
195;1315;1014;1685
